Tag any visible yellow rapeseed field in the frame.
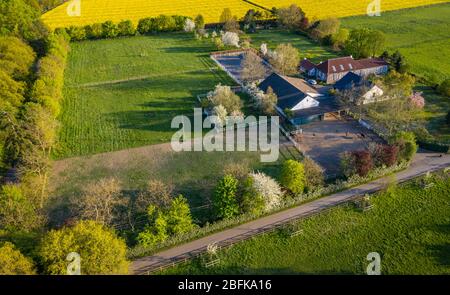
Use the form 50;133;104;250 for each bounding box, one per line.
42;0;449;29
42;0;260;29
254;0;450;20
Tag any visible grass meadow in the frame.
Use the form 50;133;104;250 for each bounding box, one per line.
159;171;450;275
58;33;234;158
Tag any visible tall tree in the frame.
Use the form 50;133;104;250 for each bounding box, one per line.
241;52;267;83
276;4;305;30
269;43;300;75
213;175;240;219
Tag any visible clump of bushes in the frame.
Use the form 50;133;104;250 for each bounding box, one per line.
341;131;417;178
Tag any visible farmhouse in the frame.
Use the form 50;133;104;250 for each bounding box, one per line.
259;73;341;125
334;72;384;104
300;56;389;84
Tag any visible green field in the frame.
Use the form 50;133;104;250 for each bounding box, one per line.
248;29;338;63
341;3;450;84
159;172;450;275
58;31;337;158
58;33;233;158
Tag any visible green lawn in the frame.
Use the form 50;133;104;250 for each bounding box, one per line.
248;29;338;63
159;171;450;275
58;33;234;158
341;3;450;84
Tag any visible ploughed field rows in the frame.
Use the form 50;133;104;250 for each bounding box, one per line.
42;0;449;29
42;0;261;29
253;0;449;20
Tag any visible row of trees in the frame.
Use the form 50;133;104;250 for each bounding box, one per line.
212;158;324;220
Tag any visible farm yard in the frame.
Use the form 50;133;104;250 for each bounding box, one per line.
159;171;450;275
58;33;234;158
41;0;449;29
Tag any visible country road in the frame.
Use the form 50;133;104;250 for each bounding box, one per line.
131;151;450;275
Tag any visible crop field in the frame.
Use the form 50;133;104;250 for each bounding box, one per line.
58;33;234;158
41;0;449;29
159;171;450;275
254;0;449;20
42;0;262;29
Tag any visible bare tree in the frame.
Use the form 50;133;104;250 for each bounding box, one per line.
75;178;125;226
240;52;268;83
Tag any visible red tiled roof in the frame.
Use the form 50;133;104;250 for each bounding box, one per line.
309;56;388;75
300;58;316;71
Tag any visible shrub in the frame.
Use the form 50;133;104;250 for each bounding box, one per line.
84;23;103;39
352;150;373;177
248;172;283;212
239;176;265;215
194;15;205;30
0;242;35;275
102;21;119;38
117;20;136;36
370;144;399;167
280;160;306;195
213;175;240;219
0;184;42;232
222;31;240;47
391;131;418;162
438;79;450;97
184;18;195;32
303;157;325;191
39;220;129;274
66;26;86;41
207;84;243;114
154;15;177;32
137;17;155;34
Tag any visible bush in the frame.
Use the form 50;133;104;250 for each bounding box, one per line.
239;176;265;215
102;21;119;38
303;157;325;191
66;26;86;41
391;131;418;162
352;150;373;177
370;144;399;167
0;184;42;232
280;160;306;195
213;175;240;219
438;79;450;97
84;23;103;39
117;20;136;36
138;195;195;246
0;242;35;275
248;172;283;212
39;220;129;274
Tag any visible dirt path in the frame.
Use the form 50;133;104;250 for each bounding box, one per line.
131;151;450;274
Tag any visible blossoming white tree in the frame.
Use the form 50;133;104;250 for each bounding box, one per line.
184;18;196;32
213;105;228;127
222;31;240;48
260;43;268;56
249;172;283;211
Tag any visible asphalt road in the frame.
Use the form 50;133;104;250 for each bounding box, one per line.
131;151;450;274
